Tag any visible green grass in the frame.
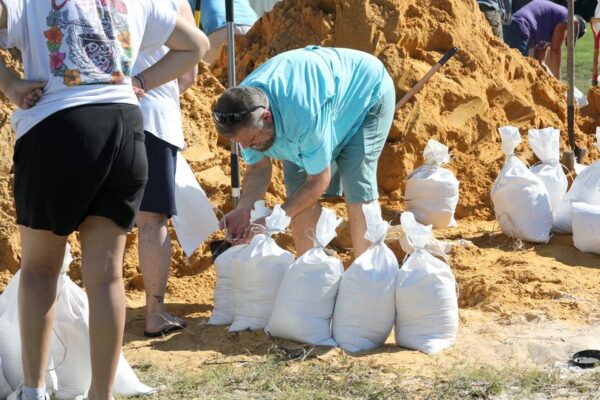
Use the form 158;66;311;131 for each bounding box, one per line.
561;28;596;93
122;356;600;400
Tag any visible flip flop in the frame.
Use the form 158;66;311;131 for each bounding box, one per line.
144;319;187;338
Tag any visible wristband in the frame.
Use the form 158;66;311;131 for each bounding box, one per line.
134;73;147;91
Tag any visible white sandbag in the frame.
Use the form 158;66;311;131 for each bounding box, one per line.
0;244;152;399
0;358;13;399
172;153;219;258
571;202;600;255
266;208;344;347
553;128;600;234
395;212;458;355
405;139;459;228
229;205;294;332
491;126;552;243
332;203;398;353
528;128;568;211
209;201;273;326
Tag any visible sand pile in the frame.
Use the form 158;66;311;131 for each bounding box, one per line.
213;0;599;220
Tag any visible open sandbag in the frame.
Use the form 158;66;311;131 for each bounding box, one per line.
332;203;398;353
229;205;294;332
528;128;568;211
491;126;552;243
266;208;344;347
571;202;600;255
395;212;458;355
553;128;600;234
209;201;272;326
405;139;459;228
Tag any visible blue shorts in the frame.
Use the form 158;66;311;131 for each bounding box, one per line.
283;88;396;204
139;132;178;217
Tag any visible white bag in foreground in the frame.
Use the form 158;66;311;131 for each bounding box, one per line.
0;245;153;399
405;139;459;228
209;201;273;326
553;128;600;234
266;208;344;347
332;203;398;353
571;202;600;255
229;205;294;332
528;128;568;211
491;126;552;243
395;212;458;355
172;153;220;258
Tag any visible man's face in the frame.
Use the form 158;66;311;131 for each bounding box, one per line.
231;125;275;151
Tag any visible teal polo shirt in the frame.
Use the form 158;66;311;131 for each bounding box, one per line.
240;46;394;175
199;0;258;35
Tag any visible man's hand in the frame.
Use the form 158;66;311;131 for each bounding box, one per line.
131;77;145;99
221;207;252;244
5;79;46;109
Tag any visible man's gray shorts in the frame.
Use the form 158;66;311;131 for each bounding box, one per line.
283;88;396;204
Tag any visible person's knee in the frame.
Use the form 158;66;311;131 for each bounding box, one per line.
136;212;168;230
83;266;123;291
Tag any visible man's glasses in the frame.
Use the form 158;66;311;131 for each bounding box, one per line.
212;105;265;125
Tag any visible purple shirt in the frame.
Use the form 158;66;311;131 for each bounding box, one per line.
512;0;567;48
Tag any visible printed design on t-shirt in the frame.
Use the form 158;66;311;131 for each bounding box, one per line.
44;0;132;87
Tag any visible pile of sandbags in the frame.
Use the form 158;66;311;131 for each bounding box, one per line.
491;126;553;243
405;139;459;228
209;201;272;326
395;212;459;355
0;245;152;400
266;208;343;346
332;203;398;353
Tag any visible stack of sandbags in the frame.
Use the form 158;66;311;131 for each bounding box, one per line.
266;208;344;346
528;128;568;211
0;245;153;400
553;128;600;234
209;201;272;326
491;126;552;243
395;212;458;355
405;139;459;228
332;203;398;353
229;205;295;332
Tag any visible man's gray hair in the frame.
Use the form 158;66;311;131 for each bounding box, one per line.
213;87;270;136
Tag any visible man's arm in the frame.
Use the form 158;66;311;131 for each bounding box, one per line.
177;0;199;93
0;0;7;30
281;166;330;218
547;23;567;79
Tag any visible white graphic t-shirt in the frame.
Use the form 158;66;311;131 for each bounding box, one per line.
133;0;185;149
0;0;177;139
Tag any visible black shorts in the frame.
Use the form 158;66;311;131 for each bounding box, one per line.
13;104;148;236
139;132;178;217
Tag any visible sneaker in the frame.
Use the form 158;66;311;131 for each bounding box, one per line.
7;386;50;400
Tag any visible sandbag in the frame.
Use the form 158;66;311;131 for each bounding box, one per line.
553;128;600;234
209;201;272;326
491;126;552;243
395;212;458;355
266;208;344;346
332;203;398;353
0;358;13;400
528;128;568;211
0;244;152;399
229;205;294;332
571;202;600;255
405;139;459;228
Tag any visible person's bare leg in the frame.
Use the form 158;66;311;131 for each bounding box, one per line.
79;216;127;400
137;211;184;334
290;202;322;255
347;201;377;259
18;226;68;388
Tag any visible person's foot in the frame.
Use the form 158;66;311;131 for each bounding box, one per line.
144;312;187;337
7;386;50;400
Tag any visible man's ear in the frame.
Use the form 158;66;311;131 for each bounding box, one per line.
263;110;273;123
